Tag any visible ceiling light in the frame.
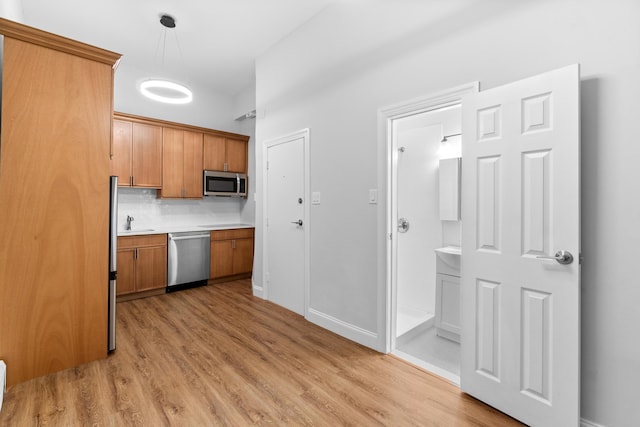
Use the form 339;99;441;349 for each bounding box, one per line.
140;80;193;104
139;14;193;104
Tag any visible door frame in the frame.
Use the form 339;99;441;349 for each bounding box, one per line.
379;83;478;358
262;128;310;317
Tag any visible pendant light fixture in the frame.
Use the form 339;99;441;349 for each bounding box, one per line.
139;14;193;104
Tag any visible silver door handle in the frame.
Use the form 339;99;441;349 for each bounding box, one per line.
398;218;410;233
536;250;574;265
291;220;303;226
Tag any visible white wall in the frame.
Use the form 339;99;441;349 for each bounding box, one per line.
0;0;23;22
255;1;640;426
113;64;239;133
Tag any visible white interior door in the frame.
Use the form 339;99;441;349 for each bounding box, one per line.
460;65;580;426
266;135;306;315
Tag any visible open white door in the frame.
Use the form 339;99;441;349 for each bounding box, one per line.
460;65;580;426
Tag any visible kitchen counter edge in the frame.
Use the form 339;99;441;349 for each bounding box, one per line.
117;223;254;237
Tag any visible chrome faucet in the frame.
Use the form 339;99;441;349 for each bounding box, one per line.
126;215;134;231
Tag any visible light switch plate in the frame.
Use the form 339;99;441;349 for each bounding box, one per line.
311;192;321;205
369;189;378;204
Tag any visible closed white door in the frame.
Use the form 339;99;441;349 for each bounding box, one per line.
266;136;306;315
460;65;580;426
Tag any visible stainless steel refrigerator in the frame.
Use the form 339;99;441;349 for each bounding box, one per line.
108;176;118;351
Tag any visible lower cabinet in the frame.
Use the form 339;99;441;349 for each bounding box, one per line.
117;234;167;296
435;273;461;343
210;228;254;279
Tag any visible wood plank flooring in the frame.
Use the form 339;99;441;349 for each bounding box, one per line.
0;280;523;426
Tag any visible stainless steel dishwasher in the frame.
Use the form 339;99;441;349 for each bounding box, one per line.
167;231;210;292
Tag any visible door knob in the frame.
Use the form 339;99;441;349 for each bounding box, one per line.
291;220;303;226
536;250;574;265
398;218;410;233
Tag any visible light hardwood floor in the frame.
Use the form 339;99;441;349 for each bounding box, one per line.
0;280;522;426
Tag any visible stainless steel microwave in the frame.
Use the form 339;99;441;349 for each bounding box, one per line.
203;170;247;197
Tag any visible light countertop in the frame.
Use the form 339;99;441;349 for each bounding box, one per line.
117;223;254;237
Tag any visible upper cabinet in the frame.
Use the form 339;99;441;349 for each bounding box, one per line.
111;115;163;188
112;113;249;194
160;128;203;199
203;134;248;173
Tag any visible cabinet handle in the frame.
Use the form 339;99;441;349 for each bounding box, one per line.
130;176;134;186
232;240;236;249
135;248;138;260
224;162;228;172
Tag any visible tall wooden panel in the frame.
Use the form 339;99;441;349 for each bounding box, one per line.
0;19;120;386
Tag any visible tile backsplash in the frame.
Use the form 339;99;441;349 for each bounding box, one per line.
117;188;248;231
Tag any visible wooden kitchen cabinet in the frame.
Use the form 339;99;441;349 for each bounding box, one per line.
160;128;203;198
117;234;167;297
203;134;248;173
111;116;163;188
210;228;254;279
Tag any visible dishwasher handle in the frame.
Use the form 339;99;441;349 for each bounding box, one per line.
169;233;210;241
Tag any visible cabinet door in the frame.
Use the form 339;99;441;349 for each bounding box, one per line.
162;128;184;198
135;246;167;292
116;248;136;296
226;138;247;173
435;273;461;341
111;119;132;186
132;123;163;187
183;130;203;198
203;134;226;171
233;238;254;275
211;240;234;278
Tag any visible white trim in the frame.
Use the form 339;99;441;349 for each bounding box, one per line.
262;129;311;317
378;82;479;356
392;349;460;386
251;277;264;299
307;308;379;349
580;418;607;427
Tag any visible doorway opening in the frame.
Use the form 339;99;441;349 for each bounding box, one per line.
390;103;463;384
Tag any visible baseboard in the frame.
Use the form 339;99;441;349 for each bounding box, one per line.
251;278;264;299
581;418;607;427
306;307;378;349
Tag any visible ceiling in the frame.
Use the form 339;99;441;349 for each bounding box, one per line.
18;0;335;97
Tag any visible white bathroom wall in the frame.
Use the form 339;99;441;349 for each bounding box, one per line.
395;124;441;318
255;1;640;426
